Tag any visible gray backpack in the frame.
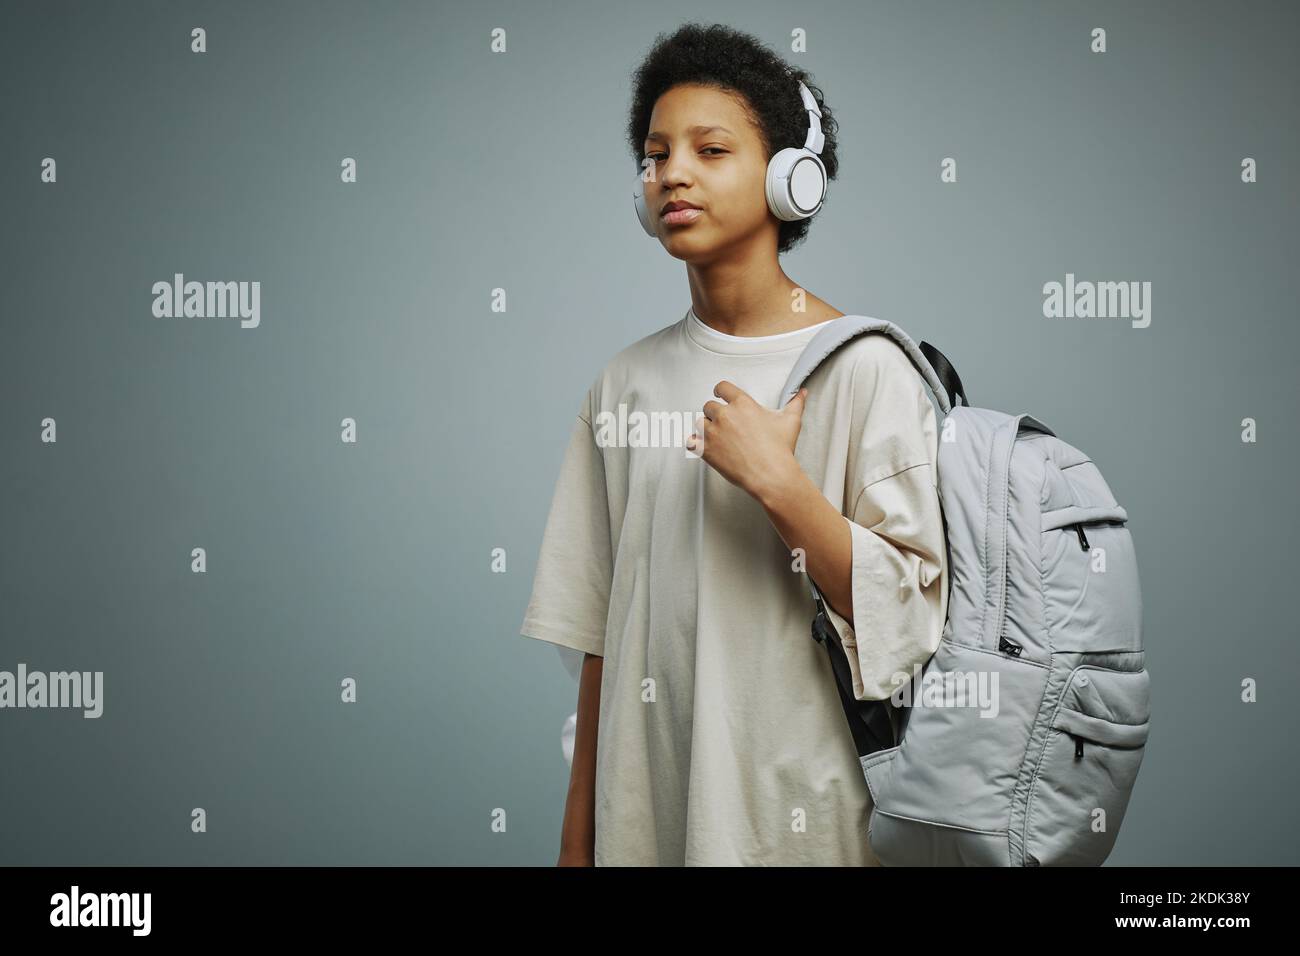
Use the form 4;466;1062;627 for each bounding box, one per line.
780;317;1149;867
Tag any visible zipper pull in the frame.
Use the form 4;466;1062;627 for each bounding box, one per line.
998;635;1022;657
1073;735;1084;760
1074;524;1090;551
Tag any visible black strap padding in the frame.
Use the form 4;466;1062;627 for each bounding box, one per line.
812;606;898;758
918;340;968;409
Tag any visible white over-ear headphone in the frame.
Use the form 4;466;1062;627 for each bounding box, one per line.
633;79;827;237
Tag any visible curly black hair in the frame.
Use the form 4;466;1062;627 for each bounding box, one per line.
626;22;840;255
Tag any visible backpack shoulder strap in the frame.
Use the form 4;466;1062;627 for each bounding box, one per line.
778;315;958;415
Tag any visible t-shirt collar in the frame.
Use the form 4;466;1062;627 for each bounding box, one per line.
683;306;838;356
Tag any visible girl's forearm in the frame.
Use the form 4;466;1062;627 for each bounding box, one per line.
558;651;602;865
755;460;855;629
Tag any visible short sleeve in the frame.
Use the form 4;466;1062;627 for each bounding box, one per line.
818;341;949;700
519;392;613;659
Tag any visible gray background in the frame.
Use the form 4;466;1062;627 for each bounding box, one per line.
1;0;1296;865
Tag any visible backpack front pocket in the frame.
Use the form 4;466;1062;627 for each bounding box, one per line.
1040;505;1142;655
1021;665;1150;866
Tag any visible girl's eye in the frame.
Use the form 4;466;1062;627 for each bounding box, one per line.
644;148;727;162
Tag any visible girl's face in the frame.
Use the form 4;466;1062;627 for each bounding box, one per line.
641;84;775;262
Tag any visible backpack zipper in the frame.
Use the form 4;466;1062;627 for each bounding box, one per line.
1071;733;1085;760
1074;524;1090;551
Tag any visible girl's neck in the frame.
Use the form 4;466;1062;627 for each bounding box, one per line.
687;268;841;337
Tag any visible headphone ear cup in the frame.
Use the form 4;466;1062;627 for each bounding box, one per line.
765;147;826;221
633;172;657;237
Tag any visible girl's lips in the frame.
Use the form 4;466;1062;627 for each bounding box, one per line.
662;207;702;225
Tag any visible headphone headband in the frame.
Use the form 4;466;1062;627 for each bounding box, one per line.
797;81;826;155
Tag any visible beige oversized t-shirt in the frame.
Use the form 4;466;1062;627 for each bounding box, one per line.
520;307;948;866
